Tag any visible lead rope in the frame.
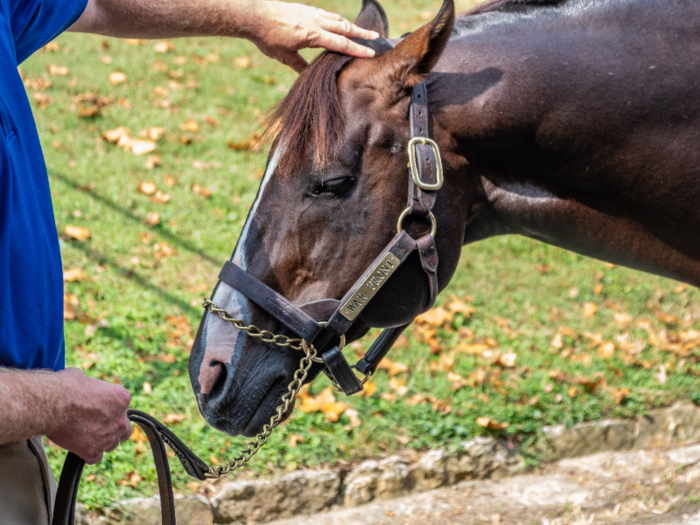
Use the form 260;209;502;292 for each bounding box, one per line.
201;299;318;478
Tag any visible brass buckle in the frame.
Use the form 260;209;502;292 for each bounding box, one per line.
408;137;444;191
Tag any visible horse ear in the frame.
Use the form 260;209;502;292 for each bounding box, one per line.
355;0;389;38
381;0;454;88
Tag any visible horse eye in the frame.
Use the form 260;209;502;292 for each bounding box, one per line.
311;176;355;197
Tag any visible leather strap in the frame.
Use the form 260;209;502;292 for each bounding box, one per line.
408;81;438;216
321;346;363;395
52;410;191;525
355;323;411;376
51;452;84;525
218;261;323;343
416;234;439;310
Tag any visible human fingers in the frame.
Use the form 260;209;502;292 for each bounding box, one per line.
319;15;380;41
309;31;376;58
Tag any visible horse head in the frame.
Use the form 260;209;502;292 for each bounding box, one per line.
190;0;471;437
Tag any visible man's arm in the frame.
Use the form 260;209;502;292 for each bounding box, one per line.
68;0;379;72
0;367;132;464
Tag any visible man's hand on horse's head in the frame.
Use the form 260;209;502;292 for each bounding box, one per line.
47;368;133;465
69;0;379;74
247;1;379;73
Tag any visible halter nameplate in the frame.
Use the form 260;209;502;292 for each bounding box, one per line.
339;252;400;321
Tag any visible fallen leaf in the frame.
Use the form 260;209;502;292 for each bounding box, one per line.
117;471;142;488
380;392;397;402
103;126;130;142
344;408;362;427
377;358;409;377
163;413;187;425
154;242;177;258
613;312;633;327
288;434;304;448
163;174;177;187
362;381;377;398
64;296;78;321
191;183;212;198
567;386;578;398
144;212;160;226
389;377;408;396
233;56;251;68
655;364;667;384
143;382;152;394
144;156;160;170
597;341;615;359
138;181;157;195
674;284;689;294
568;288;579;298
153;41;175;53
129;139;157;156
180;119;199;132
551;333;563;349
41;42;60;52
495;351;517;368
142;127;166;141
47;64;69;76
150;190;171;203
476;417;508;430
583;302;598;317
64;225;91;242
296;386;348;422
610;387;630;404
446;296;476;318
108;71;127;85
415;306;453;327
63;267;88;282
32;92;54;109
407;393;427;406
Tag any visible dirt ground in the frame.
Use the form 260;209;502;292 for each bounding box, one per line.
265;442;700;525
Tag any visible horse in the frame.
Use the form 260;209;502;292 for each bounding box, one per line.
189;0;700;438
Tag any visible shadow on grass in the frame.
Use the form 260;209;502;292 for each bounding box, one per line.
50;170;226;267
67;240;200;316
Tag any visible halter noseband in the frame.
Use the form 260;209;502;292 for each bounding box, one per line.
208;80;443;396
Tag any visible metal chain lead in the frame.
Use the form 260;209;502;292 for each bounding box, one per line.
201;299;318;479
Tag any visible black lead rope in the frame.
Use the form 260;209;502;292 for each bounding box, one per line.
52;410;209;525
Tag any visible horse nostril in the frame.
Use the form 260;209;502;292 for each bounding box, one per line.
198;354;228;396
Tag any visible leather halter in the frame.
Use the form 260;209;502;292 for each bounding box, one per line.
52;81;443;525
214;80;442;396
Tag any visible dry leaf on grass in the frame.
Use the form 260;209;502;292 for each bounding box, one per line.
376;358;409;377
180;119;199;132
47;64;69;76
117;471;142;488
138;181;157;195
144;212;160;226
389;377;408;396
610;387;630;404
108;71;127;85
154;242;177;259
476;417;508;430
163;413;187;425
233;56;251;68
288;434;304;448
191;183;212;198
296;386;349;422
65;225;91;241
63;267;88;282
103;126;130;142
154;41;175;53
415;306;453;327
150;190;171;204
583;302;598;317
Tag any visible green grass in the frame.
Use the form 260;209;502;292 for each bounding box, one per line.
17;0;700;510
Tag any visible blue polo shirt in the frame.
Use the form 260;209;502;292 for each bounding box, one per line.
1;0;86;370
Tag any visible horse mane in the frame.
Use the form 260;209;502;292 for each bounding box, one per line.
266;0;569;174
266;52;353;175
462;0;567;16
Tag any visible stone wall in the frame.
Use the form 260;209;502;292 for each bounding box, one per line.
99;402;700;525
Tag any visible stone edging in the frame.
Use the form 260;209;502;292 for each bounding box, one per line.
88;402;700;525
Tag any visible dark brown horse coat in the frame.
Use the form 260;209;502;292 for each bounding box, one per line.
190;0;700;437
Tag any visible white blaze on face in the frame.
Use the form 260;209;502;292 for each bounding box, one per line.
198;147;282;394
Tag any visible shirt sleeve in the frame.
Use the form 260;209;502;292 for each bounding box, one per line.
11;0;88;64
